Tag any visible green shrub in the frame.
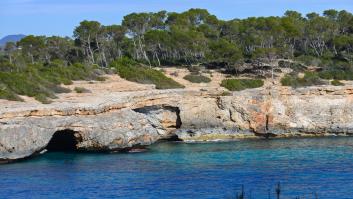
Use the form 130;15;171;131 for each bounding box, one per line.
220;91;232;96
110;58;184;89
51;85;71;93
187;65;201;73
183;74;211;83
278;60;307;72
0;72;53;98
331;80;345;86
95;76;106;81
319;70;353;80
0;60;17;72
281;72;325;87
0;62;104;103
295;55;321;66
280;75;294;87
34;94;52;104
221;79;264;91
74;87;91;93
318;59;352;69
0;84;23;101
274;68;282;73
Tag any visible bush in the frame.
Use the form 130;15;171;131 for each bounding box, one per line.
110;58;184;89
0;62;104;103
278;60;307;72
281;72;326;87
34;94;52;104
220;91;232;96
51;85;71;93
0;72;54;98
221;79;264;91
331;80;345;86
319;70;353;80
95;76;106;81
0;84;23;101
187;65;201;73
183;74;211;83
74;87;91;93
295;55;321;66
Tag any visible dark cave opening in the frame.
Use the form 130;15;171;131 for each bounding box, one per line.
46;130;80;152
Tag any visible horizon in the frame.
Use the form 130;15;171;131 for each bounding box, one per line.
1;0;353;38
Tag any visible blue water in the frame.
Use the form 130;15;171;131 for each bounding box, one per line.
1;137;353;199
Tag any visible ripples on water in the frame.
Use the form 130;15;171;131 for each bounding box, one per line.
1;137;353;199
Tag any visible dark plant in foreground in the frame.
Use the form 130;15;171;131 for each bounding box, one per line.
234;183;319;199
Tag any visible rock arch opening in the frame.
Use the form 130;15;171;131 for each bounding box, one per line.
46;130;80;152
133;105;183;141
133;105;182;129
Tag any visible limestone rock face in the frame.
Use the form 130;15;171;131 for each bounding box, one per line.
0;109;167;161
133;105;181;135
1;86;353;162
177;86;353;141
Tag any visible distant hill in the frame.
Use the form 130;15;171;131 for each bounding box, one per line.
0;34;26;47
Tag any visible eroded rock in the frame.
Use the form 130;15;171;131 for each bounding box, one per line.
1;86;353;162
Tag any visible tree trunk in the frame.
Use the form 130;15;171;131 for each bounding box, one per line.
143;50;151;67
132;39;139;60
87;35;95;64
102;49;108;67
8;54;12;65
154;52;161;66
29;53;34;64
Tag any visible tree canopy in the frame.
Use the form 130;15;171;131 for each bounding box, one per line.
1;9;353;71
1;9;353;102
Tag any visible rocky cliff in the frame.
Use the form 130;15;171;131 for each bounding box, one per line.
1;86;352;162
177;86;353;141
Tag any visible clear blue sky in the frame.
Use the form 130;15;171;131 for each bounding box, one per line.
1;0;353;38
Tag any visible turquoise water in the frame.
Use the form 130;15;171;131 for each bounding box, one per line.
1;137;353;199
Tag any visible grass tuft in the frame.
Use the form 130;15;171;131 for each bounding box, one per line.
281;72;326;87
74;87;91;93
34;94;52;104
331;80;344;86
221;79;264;91
183;74;211;83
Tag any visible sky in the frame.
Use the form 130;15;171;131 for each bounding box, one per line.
1;0;353;38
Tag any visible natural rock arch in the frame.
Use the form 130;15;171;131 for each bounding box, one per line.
133;105;182;129
46;129;80;152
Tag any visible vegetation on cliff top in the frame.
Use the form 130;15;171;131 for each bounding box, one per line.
1;9;353;101
183;74;211;83
110;58;184;89
0;60;102;103
221;79;264;91
331;79;345;86
281;72;326;87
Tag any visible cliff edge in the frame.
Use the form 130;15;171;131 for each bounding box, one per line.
1;74;352;162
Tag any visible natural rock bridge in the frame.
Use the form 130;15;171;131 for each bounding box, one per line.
1;86;353;163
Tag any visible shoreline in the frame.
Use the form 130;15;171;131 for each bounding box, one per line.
2;135;352;164
1;75;353;163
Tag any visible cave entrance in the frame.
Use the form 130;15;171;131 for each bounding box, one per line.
46;130;79;152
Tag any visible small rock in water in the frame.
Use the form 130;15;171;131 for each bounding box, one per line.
128;148;148;153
